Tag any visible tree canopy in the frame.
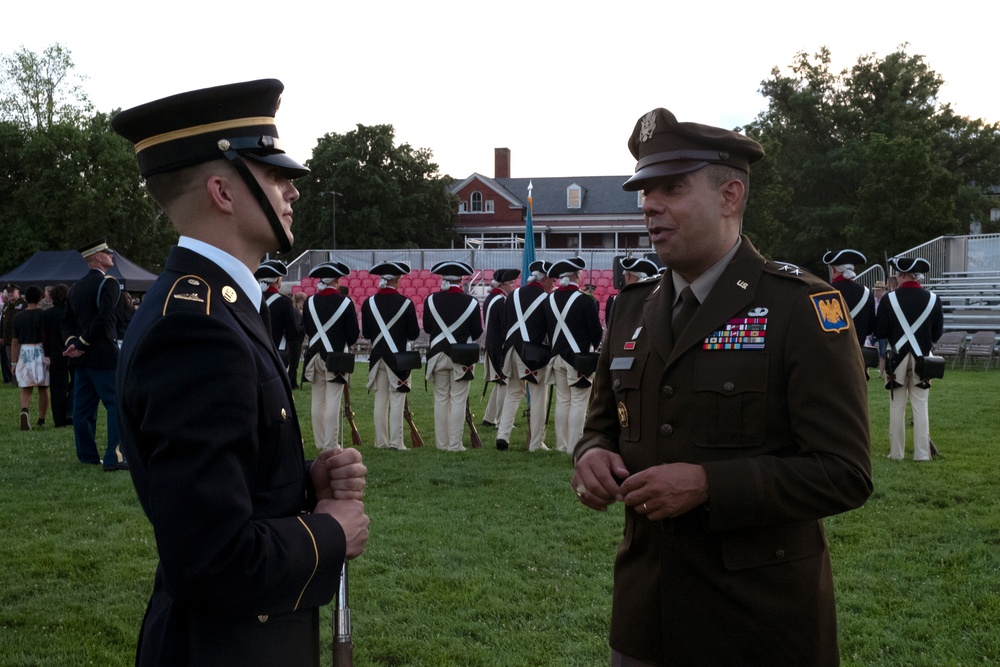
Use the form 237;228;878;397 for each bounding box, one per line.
742;46;1000;272
288;124;458;255
0;45;171;275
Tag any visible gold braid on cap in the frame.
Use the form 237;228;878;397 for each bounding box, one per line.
133;116;276;153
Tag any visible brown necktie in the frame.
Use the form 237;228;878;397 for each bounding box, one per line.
672;286;699;338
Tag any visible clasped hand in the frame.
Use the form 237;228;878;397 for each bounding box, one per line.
312;447;370;559
572;449;708;521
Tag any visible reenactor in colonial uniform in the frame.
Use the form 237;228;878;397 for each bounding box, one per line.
255;258;298;372
422;260;482;451
823;249;876;349
545;257;603;454
303;261;361;450
495;259;554;452
481;268;520;428
876;256;944;461
62;238;125;470
606;256;659;325
572;107;871;666
111;79;368;665
361;261;420;450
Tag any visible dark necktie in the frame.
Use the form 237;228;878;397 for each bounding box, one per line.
672;286;700;338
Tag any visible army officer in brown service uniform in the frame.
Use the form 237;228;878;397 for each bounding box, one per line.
572;108;872;667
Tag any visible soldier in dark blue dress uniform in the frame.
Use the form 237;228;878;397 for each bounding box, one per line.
111;79;369;667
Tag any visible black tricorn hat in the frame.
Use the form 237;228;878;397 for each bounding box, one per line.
623;108;764;192
370;261;411;277
494;268;521;283
111;79;308;179
254;259;287;280
620;256;660;276
430;260;474;278
309;261;351;279
822;249;867;266
528;260;552;276
548;256;587;277
889;256;931;274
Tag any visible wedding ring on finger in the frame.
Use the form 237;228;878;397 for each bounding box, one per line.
575;484;587;498
643;502;648;512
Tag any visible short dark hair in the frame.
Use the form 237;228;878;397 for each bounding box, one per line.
49;283;69;306
705;164;750;214
24;285;43;304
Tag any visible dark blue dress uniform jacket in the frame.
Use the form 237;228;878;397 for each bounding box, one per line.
117;246;346;667
576;238;872;666
63;268;121;369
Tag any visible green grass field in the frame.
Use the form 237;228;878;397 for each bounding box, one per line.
2;364;999;666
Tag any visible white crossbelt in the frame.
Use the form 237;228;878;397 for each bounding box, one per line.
484;294;502;338
308;296;352;353
549;291;583;353
887;291;938;357
369;297;411;354
427;294;478;348
264;292;287;350
506;289;549;342
849;286;871;321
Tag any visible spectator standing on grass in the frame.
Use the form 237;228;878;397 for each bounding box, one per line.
2;283;27;384
876;256;944;462
62;239;125;471
572;107;872;666
112;78;369;666
41;283;73;428
11;286;49;430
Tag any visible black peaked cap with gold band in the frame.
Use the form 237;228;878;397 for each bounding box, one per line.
110;79;308;179
111;79;307;255
622;108;765;192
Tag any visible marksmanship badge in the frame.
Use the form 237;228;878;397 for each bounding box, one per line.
810;291;851;333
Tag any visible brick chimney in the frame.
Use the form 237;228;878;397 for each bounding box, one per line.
495;147;511;179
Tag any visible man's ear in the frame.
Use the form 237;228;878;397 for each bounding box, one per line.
719;178;745;217
206;173;238;214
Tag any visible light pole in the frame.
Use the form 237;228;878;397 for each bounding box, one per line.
321;191;342;250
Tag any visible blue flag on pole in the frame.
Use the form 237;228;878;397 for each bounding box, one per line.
522;180;536;280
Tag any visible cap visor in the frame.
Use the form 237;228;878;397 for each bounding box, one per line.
622;160;709;191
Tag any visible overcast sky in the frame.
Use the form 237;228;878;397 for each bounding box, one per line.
6;1;996;183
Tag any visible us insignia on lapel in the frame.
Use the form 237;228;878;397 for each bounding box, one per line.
811;291;851;333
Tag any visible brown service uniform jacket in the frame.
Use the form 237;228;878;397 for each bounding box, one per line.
576;238;872;666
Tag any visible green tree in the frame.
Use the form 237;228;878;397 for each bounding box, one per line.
742;46;1000;271
0;43;91;130
290;124;458;255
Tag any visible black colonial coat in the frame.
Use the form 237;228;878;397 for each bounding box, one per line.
576;238;872;666
500;281;550;368
361;288;420;374
545;285;603;362
875;281;944;371
63;268;121;369
263;286;299;360
832;276;877;346
116;246;346;667
302;289;360;367
422;287;483;360
482;287;507;380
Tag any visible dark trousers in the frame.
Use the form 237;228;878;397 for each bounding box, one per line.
1;345;11;383
49;364;73;427
72;368;121;465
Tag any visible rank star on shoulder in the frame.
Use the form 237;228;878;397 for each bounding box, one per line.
778;264;802;275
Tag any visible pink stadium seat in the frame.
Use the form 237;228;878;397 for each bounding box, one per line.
291;285;303;294
419;269;432;280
